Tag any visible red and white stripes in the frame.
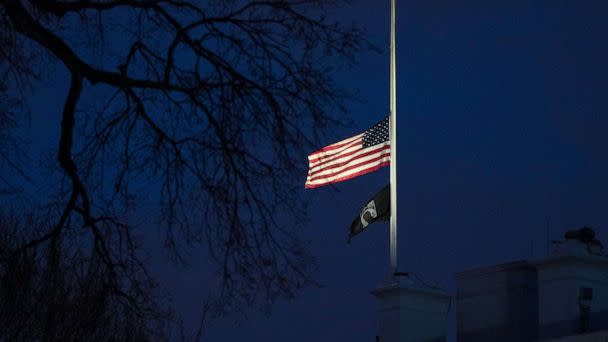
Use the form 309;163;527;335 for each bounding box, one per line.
305;133;390;188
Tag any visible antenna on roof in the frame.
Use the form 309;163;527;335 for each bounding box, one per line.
546;217;550;256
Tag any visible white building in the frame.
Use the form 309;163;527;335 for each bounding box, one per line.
372;274;451;342
374;227;608;341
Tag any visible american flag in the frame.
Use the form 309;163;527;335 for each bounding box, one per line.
305;116;390;189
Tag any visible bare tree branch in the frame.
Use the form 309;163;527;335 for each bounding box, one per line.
0;0;363;338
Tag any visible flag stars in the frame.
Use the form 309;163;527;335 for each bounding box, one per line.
363;117;389;148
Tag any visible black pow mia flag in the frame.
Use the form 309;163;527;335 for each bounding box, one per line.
349;184;390;242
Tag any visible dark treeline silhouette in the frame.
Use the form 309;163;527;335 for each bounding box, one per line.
0;212;168;340
0;0;363;339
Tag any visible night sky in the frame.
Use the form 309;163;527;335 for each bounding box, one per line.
201;1;607;341
14;0;608;341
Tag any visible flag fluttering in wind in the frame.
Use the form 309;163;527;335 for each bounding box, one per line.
349;184;390;242
304;0;398;277
305;116;390;189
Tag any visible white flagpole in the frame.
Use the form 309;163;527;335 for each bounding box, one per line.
389;0;398;282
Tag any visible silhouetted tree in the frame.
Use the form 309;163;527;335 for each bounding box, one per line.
0;0;362;338
0;211;170;341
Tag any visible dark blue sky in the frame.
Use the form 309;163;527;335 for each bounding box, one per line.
197;1;608;341
15;1;608;341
